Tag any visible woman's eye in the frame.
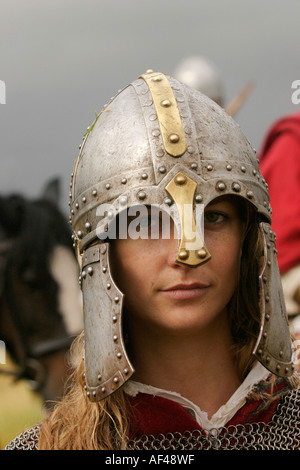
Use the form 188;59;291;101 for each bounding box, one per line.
204;211;227;225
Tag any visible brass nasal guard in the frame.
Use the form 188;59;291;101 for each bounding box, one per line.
165;172;211;267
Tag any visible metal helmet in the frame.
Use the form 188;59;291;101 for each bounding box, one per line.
70;70;294;401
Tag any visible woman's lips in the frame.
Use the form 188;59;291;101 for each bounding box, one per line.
160;283;210;300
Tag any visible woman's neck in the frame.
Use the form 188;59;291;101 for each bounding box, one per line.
128;313;241;419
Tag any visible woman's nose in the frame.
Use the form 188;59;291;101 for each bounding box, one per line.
164;237;193;270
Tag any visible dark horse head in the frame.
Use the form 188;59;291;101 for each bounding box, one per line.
0;179;83;408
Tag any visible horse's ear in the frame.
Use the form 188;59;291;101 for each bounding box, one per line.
41;177;61;206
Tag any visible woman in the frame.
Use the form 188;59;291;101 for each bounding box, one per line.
6;70;300;450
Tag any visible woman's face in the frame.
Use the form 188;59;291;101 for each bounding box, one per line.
110;197;245;337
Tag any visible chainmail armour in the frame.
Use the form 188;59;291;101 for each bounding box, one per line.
4;387;300;450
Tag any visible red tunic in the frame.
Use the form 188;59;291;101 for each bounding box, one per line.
126;378;300;450
259;112;300;274
128;390;279;438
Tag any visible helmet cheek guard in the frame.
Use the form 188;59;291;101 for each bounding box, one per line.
80;243;134;400
70;70;294;401
253;222;293;376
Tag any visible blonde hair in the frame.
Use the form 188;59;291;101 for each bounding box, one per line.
38;333;130;450
38;204;299;450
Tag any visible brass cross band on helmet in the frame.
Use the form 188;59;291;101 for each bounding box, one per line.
140;71;187;157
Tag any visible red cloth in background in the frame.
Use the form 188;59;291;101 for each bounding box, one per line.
259;112;300;274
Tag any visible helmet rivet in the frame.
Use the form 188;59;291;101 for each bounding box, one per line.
161;99;171;107
191;163;198;170
178;249;189;260
152;76;162;82
117;353;122;359
87;266;93;276
226;164;232;171
195;195;203;203
232;182;241;192
152;129;160;137
169;133;180;143
85;222;91;231
113;335;118;342
102;267;107;273
124;368;129;375
97;374;102;380
112;315;117;322
106;282;111;289
141;173;148;180
92;391;96;397
121;178;127;184
207;164;213;171
92;189;97;196
120;196;127;206
77;230;83;239
101;387;106;393
216;181;226;191
75;202;79;209
197;248;207;259
138;191;146;200
156;148;164;157
279;350;283;357
241;166;246;172
114;296;119;303
114;377;119;384
246;191;254;199
159;166;166;174
146;69;154;74
105;183;111;190
175;174;187;185
164;198;172;206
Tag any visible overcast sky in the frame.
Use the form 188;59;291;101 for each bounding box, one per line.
0;0;299;213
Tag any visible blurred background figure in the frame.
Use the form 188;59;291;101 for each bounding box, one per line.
259;111;300;340
0;178;83;447
174;55;254;117
174;55;224;106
